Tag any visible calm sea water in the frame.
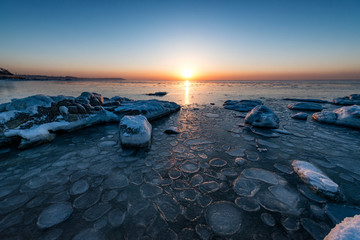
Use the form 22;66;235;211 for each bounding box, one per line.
1;79;360;105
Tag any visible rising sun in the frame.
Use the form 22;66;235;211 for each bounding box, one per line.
182;69;193;79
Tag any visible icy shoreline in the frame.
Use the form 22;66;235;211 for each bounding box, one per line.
0;92;180;149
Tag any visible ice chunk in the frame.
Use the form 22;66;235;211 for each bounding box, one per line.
324;215;360;240
107;208;126;227
312;105;360;129
83;203;112;222
233;177;260;197
261;213;275;226
200;181;220;193
72;228;104;240
268;185;301;207
235;197;260;212
102;171;129;189
242;168;287;185
37;202;73;228
70;179;89;195
209;158;227;168
119;115;152;148
140;183;163;198
180;160;200;173
301;218;330;240
73;188;102;209
288;102;323;111
292;160;339;198
205;201;242;236
223;100;263;112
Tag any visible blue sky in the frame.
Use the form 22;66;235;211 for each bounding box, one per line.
1;0;360;80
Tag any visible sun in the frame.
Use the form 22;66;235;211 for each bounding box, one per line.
182;69;193;79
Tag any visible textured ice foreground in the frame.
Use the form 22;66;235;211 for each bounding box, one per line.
0;102;359;239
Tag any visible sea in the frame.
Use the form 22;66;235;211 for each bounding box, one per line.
1;79;360;105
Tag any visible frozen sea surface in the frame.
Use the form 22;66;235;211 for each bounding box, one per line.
0;98;360;239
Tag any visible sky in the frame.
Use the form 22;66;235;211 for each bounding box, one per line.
1;0;360;80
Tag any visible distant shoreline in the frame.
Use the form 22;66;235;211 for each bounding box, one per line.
0;75;126;81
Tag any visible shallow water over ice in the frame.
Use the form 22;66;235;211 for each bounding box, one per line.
0;100;360;239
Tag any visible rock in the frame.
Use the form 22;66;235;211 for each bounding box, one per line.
291;112;308;120
119;115;152;148
245;105;279;128
146;91;167;96
287;102;323;111
205;201;242;236
37;202;73;228
333;94;360;105
312;105;360;129
283;98;331;103
324;215;360;240
292;160;339;199
164;126;180;134
224;100;262;112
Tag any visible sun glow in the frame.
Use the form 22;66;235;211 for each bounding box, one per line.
182;69;193;79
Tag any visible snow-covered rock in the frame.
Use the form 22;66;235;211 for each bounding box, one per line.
146;91;167;96
223;100;262;112
312;105;360;129
292;160;339;199
287;102;323;111
333;94;360;105
119;115;152;148
324;215;360;240
164;126;180;134
245;105;279;128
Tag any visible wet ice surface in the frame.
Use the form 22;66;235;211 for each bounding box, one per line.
0;99;360;239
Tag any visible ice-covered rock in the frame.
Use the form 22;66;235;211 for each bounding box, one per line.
333;94;360;105
37;202;73;228
119;115;152;148
292;160;339;198
205;201;242;236
114;99;180;121
312;105;360;129
146;91;167;96
291;112;308;120
324;215;360;240
245;105;279;128
288;102;323;111
180;160;200;173
164;126;180;134
223;100;262;112
0;94;180;150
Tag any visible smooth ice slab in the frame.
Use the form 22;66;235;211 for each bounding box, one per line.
241;168;287;185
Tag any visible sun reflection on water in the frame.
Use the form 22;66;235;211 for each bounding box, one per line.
184;80;190;105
